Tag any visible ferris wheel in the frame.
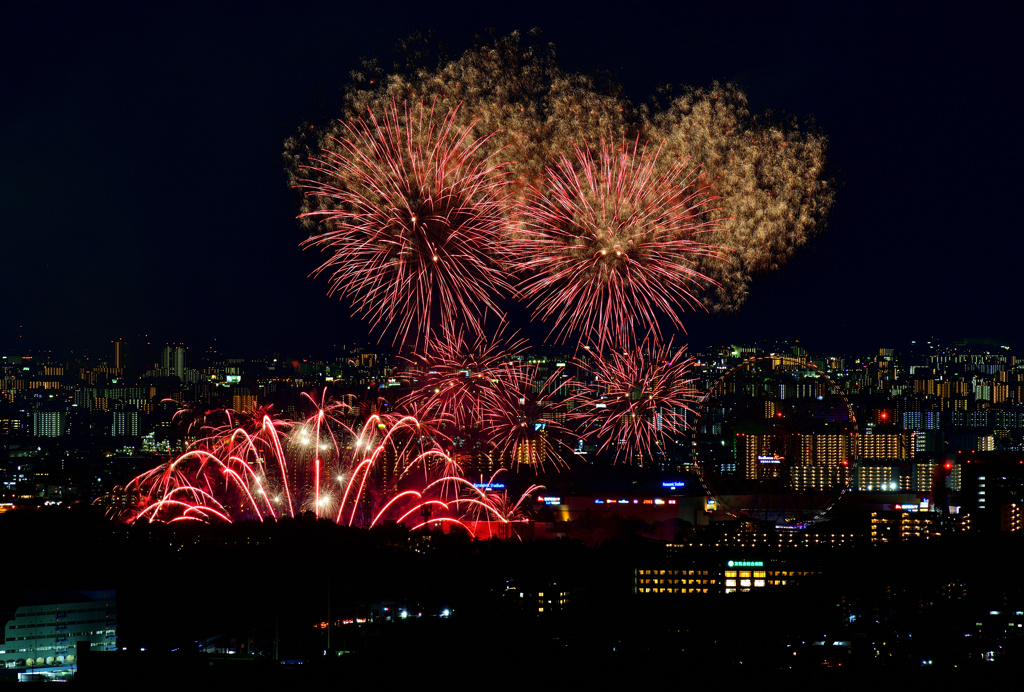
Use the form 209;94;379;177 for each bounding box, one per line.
693;355;859;527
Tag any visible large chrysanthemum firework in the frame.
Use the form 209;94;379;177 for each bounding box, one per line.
296;101;513;348
399;326;527;431
510;137;727;349
570;339;698;464
112;396;519;533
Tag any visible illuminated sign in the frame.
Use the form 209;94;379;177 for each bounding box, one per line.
727;560;764;568
705;498;717;512
226;375;241;383
758;454;783;465
594;497;675;506
539;496;562;505
661;481;686;489
473;482;505;490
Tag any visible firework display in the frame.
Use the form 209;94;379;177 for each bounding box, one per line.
114;32;837;530
286;31;832;314
571;339;698;464
399;327;527;431
115;396;531;532
510;138;724;348
296;100;513;348
480;359;575;472
647;82;834;311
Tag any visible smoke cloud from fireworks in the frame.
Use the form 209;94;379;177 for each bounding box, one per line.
286;30;833;319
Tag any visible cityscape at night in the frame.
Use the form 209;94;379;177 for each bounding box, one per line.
2;1;1021;684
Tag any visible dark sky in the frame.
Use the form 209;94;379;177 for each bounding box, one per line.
2;2;1018;358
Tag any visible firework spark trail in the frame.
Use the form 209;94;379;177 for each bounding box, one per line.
570;338;699;464
399;326;527;430
510;137;727;349
480;360;575;472
296;100;514;349
112;398;529;534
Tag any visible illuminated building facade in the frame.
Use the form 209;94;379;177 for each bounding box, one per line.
231;392;256;412
111;410;139;437
635;568;716;594
957;453;1024;531
634;558;821;595
32;411;66;437
738;433;852;491
856;463;899;491
1000;503;1022;531
869;510;942;542
0;591;116;678
857;433;910;460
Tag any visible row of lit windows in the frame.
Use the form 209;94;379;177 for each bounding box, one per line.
637;579;714;586
725;579;770;589
724;570;766;579
636;570;710;576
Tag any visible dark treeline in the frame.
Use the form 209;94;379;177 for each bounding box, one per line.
3;506;1024;684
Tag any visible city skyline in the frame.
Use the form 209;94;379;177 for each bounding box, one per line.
5;6;1023;679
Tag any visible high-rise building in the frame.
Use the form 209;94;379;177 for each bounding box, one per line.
111;411;139;438
32;411;66;437
161;344;186;380
858;433;909;460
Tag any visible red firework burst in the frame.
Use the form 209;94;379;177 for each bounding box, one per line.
570;339;698;464
111;395;526;533
510;137;726;349
297;100;513;348
399;326;527;431
481;360;575;472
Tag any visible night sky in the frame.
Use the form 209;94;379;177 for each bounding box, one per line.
2;2;1018;357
